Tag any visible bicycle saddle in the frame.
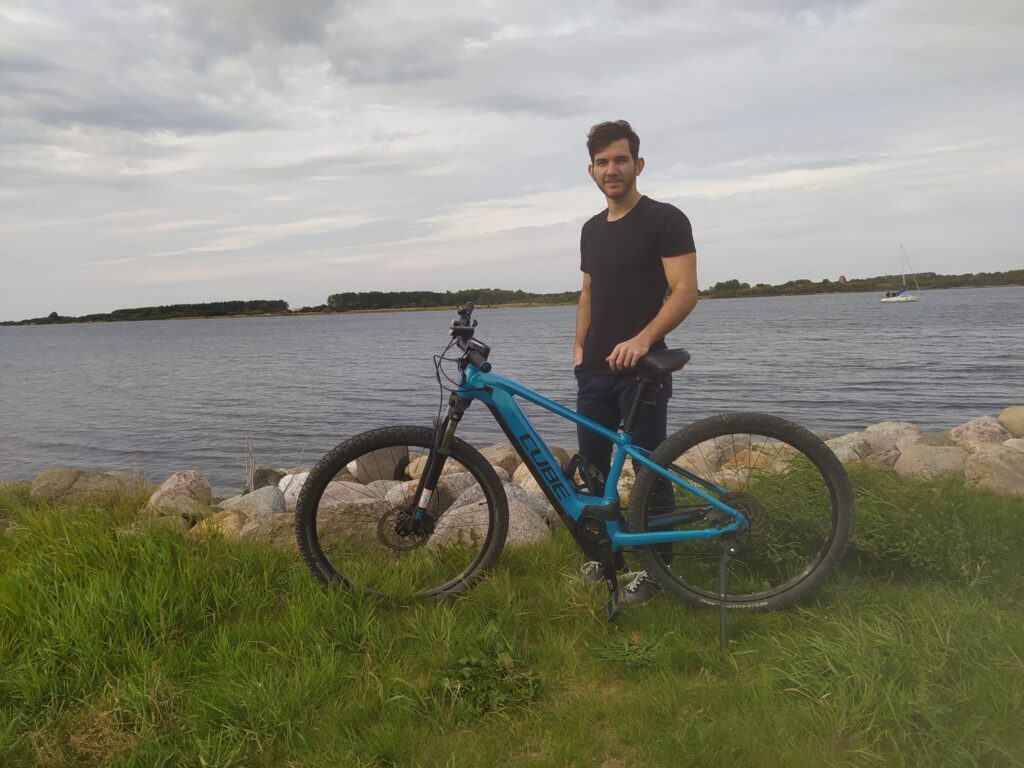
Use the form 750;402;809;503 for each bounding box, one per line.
637;348;690;378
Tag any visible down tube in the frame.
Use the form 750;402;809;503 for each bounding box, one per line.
459;370;616;523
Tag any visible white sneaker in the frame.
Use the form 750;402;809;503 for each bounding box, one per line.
622;570;660;604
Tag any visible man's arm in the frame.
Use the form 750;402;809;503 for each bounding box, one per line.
605;252;698;371
574;272;591;367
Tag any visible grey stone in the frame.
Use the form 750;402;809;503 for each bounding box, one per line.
1004;438;1024;454
949;416;1012;449
894;444;968;479
863;421;922;453
965;445;1024;498
144;470;212;523
430;496;549;551
30;468;149;503
221;486;286;517
479;442;521;476
354;446;409;483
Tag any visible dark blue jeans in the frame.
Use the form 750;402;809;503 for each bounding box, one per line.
575;367;675;569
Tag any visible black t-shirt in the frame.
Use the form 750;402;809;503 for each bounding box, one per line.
579;195;695;371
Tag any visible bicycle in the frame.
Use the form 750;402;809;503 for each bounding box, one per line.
295;302;853;631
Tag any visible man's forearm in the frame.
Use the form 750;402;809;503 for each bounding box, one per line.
575;292;591;348
637;287;698;346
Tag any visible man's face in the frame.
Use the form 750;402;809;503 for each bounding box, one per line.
588;138;644;200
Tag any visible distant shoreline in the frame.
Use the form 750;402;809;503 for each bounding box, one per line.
4;279;1021;326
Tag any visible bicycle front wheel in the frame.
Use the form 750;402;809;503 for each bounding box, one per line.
629;412;853;610
295;426;508;600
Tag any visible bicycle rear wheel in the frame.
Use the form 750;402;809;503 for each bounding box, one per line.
295;425;508;600
629;412;853;610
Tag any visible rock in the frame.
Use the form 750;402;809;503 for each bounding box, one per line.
864;449;900;470
303;498;392;547
452;481;552;523
479;442;521;476
386;480;441;514
998;406;1024;438
220;486;286;517
825;432;872;463
894;444;968;479
30;468;83;500
30;468;149;503
407;453;463;479
949;416;1012;449
548;445;573;469
144;470;212;520
354;446;410;483
897;431;955;450
964;445;1024;498
1004;438;1024;454
188;509;249;540
512;462;533;485
493;466;510;482
366;479;403;498
278;472;309;510
863;421;922;453
251;467;286;490
239;514;298;552
431;496;549;550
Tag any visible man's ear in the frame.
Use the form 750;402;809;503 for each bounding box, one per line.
636;157;645;175
587;163;595;179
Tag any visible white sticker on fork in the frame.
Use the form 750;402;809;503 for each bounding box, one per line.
417;489;433;509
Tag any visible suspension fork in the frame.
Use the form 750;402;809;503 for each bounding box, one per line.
403;393;472;533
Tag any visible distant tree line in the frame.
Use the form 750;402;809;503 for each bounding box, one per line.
702;269;1024;299
326;288;580;311
2;300;289;325
4;269;1022;325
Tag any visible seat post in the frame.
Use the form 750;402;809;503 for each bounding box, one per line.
622;377;661;436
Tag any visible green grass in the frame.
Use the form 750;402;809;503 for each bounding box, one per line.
1;469;1022;768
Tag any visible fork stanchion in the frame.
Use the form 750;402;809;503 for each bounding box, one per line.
719;540;738;651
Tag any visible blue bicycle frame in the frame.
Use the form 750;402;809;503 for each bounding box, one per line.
456;364;749;551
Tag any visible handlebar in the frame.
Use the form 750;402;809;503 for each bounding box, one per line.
448;302;491;372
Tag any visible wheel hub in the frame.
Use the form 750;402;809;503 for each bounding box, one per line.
378;507;431;551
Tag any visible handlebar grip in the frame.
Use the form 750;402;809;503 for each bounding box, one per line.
467;350;491;372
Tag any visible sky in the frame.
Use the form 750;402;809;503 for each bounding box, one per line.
1;0;1022;321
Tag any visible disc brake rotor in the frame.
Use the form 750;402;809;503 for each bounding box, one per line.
377;507;431;551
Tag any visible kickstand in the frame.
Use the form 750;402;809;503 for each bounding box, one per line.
604;571;623;623
719;540;739;651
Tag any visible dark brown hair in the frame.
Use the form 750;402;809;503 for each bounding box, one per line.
586;120;640;161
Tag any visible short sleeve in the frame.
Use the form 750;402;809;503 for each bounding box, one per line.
580;225;589;273
657;207;696;259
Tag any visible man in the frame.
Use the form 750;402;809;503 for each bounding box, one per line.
574;120;699;603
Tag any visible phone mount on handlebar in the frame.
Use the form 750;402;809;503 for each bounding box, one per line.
448;301;491;372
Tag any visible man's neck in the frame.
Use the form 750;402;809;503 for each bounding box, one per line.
606;189;643;221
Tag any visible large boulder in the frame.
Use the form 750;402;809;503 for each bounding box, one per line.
479;443;521;476
997;406;1024;438
452;481;552;523
220;486;286;517
964;445;1024;498
431;497;549;550
894;444;968;479
353;446;409;484
825;432;872;463
188;509;248;540
862;421;922;453
238;514;298;552
949;416;1012;449
407;453;464;479
144;470;212;520
1004;438;1024;454
278;472;309;510
30;468;149;503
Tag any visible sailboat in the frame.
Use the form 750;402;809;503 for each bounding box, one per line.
880;245;921;303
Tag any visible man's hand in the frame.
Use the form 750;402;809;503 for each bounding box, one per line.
573;343;584;367
605;336;651;371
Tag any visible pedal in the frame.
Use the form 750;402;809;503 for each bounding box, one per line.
564;454;605;496
604;571;623;623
